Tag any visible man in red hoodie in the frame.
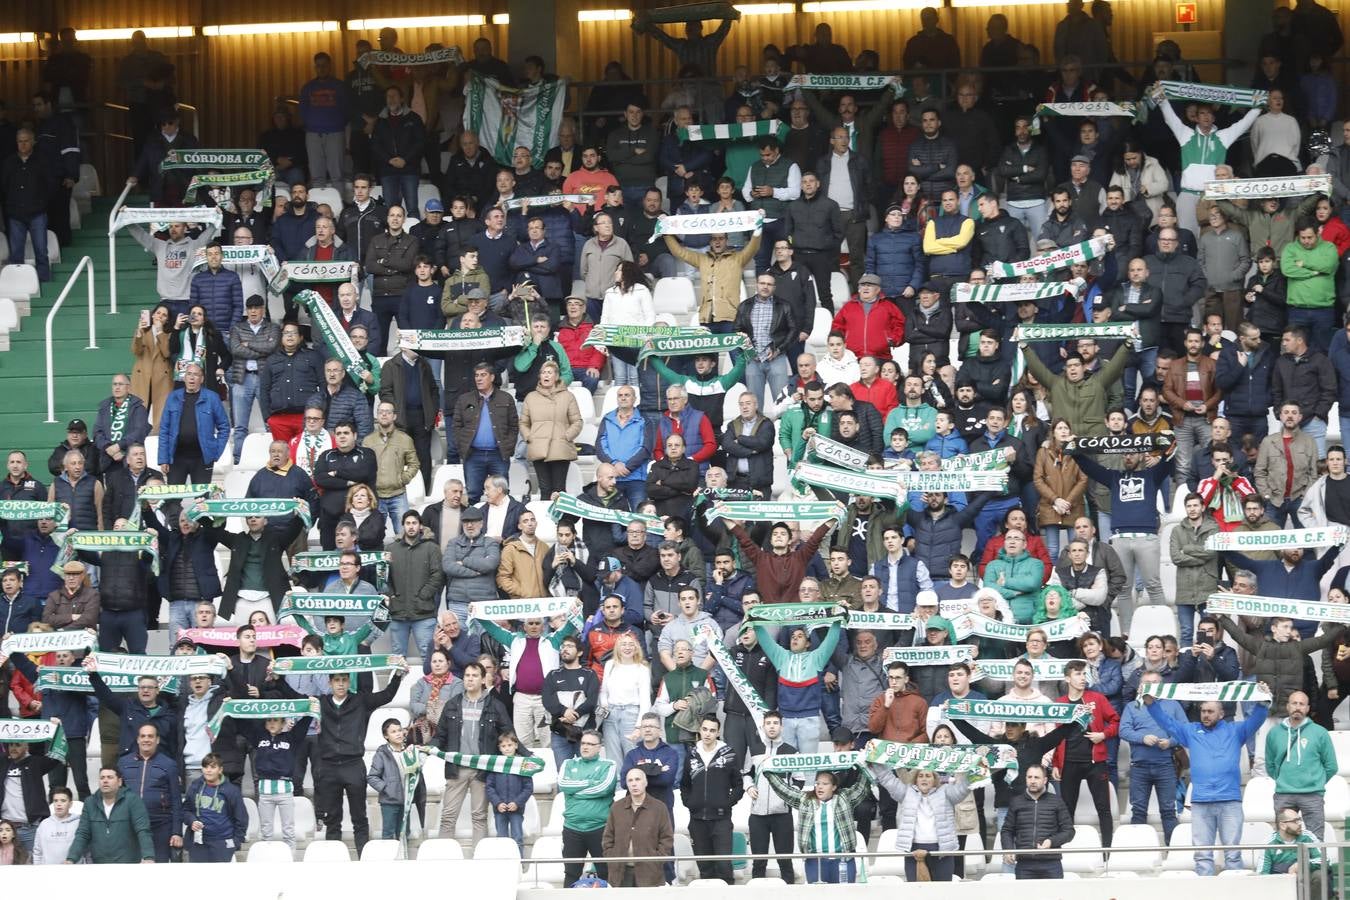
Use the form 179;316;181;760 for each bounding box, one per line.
830;274;906;360
1052;658;1119;847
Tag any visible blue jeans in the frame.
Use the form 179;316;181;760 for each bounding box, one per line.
744;354;790;410
380;173;421;218
551;733;579;766
616;479;647;509
1266;498;1304;529
621;186;649;208
14;822;34;851
378;494;410;537
387;617;436;659
602;704;641;765
380;802;407;840
1128;757;1178;842
1178;603;1199;646
229;372;260;462
99;608;148;654
804;858;855;884
1289;307;1334;353
464;447;509;503
1122;346;1157;411
611;356;639;386
1303;416;1328;459
780;715;820;756
1190;799;1243;875
7;212;51;282
169;599;199;639
820;687;842;731
494;809;524;852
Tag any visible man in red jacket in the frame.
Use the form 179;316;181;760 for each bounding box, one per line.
851;355;898;420
831;274;906;360
1052;658;1119;847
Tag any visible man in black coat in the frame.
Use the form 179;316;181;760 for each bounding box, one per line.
1000;763;1076;880
198;509;306;621
720;394;776;495
312;422;377;550
101;444;160;526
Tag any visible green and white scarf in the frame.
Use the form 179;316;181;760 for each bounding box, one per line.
467;597;580;624
502;194;596;210
761;751;862;773
35;666;178;694
637;332;745;363
1033;101;1139;120
94;652;227;677
106;399;131;446
1014;322;1138;343
582;324;707;350
792;462;897;501
186;498;311;529
696;623;768;732
0;500;69;526
290;550;391;588
417;746;546;775
881;645;975;667
548;493;666;536
679;120;784;142
1203;174;1330;200
111;206;223;233
174;326;208;381
1205;526;1350;551
704;500;845;524
397;326;527;352
971;658;1081;683
845;611;917;631
184;168;275;203
986;235;1113;279
866;739;1018;782
284;261;359;284
1206;592;1350;625
1070;434;1174;454
54;530;159;576
1137;680;1271;704
809;435;870;470
950;612;1090;644
271;654;404;674
0;719;67;762
941;449;1010;472
945;697;1093;728
893;470;1008;493
1;629;96;657
0;561;28;575
358;48;463;68
137;483;218;502
650;210;764;242
192;245;286;292
1157;80;1268;109
952;282;1068;304
296;289;371;382
277;592;386;620
788;73;898;91
161;149;271;170
206;697;319;740
746;601;849;631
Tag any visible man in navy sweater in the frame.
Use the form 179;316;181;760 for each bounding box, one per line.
1073;446;1172;638
1220;544;1343;640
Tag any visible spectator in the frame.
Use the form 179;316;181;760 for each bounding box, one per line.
372;85;425;218
1255;401;1320;527
1144;227;1208;354
831;274;906;360
1162;329;1220;487
298;52;347;188
65;767;155;863
664;231;761;334
1119;669;1183;841
996;116;1051;239
999;763;1075;880
451;364;518;504
270;182;320;263
1272;325;1338;457
1265;690;1338;839
910;108;958;200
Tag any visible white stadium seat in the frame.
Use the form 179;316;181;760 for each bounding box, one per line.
1108;823;1162;874
653;277;696;315
302;840;352;862
359;839;402;861
246;841;294;863
416;838;464;860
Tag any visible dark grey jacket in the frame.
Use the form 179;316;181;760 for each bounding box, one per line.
784;192;844;253
1143;250;1207;324
365;230;419;298
226;318;281;385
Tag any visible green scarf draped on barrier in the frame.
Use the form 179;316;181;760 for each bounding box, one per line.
54;530;159;575
277;592;387;620
548;493;666;536
271;654;404;674
1205;526;1349;551
296;289;371;382
396;326;527;352
0;500;69;526
0;720;67;762
206;698;319;740
704;500;844;524
986;235;1114;279
637;332;746;363
944;698;1093;728
186;498;311;529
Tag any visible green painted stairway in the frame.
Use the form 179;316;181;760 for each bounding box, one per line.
2;195;159;470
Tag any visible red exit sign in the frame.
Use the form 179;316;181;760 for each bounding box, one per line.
1176;2;1198;24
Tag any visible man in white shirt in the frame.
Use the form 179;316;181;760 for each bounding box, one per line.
818;125;871;289
31;785;81;863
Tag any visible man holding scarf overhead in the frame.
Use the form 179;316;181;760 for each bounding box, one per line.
764;755;875;884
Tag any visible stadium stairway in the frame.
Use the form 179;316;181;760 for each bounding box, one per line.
1;195;157;468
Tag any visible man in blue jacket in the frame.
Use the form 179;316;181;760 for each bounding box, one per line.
1;517;61;605
1120;670;1185;842
270;182;320;261
117;722;184;862
189;242;244;329
156;363;231;485
1145;679;1271;875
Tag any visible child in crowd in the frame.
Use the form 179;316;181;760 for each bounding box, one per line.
183;752;248;862
486;730;534;853
240;709;313;850
883;427;913;465
281;635;332;795
367;718;426;841
926;411;968;459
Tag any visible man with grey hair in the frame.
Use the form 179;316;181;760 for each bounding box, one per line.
156;362;230;484
480;473;525;540
2;127;53;281
422;478;467;548
226;295;280;464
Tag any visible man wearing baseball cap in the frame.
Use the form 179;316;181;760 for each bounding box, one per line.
410;197;453;280
46;418;98;480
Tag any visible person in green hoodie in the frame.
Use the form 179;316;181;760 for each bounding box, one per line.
1259;804;1322;897
67;767;156;863
558;729;618;885
982;528;1046;624
1265;689;1339;840
753;619;844;755
1280;221;1340;353
778;381;832;466
1031;585;1090;657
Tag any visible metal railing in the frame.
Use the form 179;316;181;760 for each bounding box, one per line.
107;178;135;315
44;256;98;424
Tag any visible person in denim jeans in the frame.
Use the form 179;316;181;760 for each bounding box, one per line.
366;718;423;841
1145;683;1271;875
226;296;280;463
2;129;52;282
487;731;534;853
1119;670;1184;842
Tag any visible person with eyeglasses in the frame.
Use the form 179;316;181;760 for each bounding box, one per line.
558;728;617;886
1260;806;1323;891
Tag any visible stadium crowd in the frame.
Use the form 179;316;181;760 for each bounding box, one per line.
3;0;1350;886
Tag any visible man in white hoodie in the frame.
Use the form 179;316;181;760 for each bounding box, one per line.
746;711;798;884
31;785;81;864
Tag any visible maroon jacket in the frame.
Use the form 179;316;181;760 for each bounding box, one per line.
730;521;832;604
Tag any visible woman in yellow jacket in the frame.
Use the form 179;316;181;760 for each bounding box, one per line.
519;359;582;501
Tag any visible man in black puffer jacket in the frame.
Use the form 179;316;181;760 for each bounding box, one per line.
1000;763;1076;880
87;542;155;654
364;205;419;356
974;194;1031;268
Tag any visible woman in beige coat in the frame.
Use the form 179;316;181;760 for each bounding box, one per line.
1033;418;1087;563
130;303;174;424
519;360;581;501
